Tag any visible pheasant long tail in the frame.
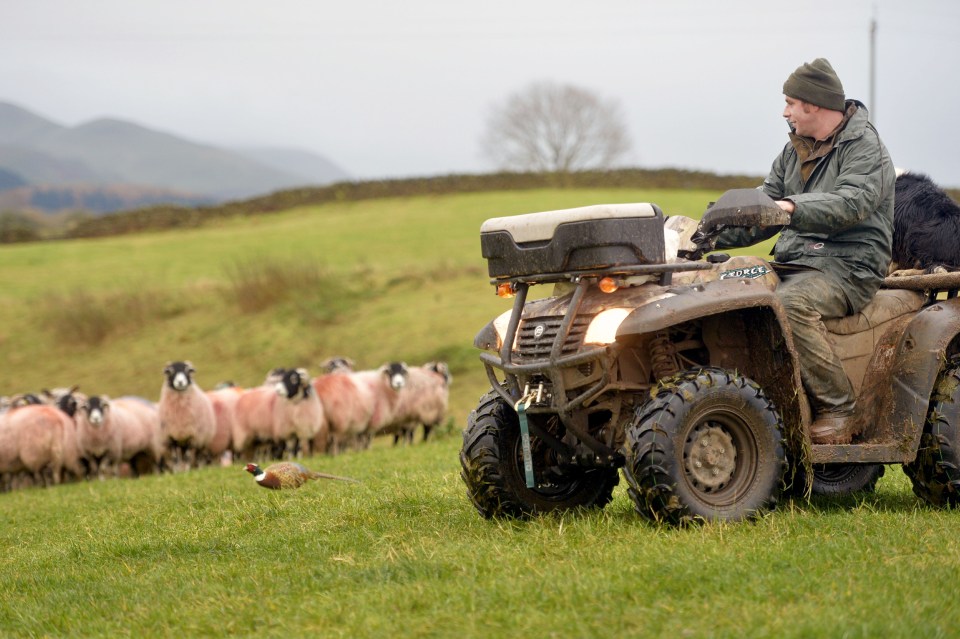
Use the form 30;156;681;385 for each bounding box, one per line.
309;471;360;483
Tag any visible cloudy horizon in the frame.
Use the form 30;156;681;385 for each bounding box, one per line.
2;0;957;186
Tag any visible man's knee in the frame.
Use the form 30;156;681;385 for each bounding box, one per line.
777;280;825;321
776;284;815;314
776;273;849;320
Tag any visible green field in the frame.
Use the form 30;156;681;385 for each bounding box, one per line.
2;187;953;639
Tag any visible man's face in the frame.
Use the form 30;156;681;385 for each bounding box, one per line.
783;96;816;136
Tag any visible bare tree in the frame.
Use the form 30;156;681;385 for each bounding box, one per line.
481;81;631;173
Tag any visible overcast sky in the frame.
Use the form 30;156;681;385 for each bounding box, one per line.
1;0;957;186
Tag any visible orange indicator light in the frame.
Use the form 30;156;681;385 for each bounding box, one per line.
497;283;516;298
598;277;619;293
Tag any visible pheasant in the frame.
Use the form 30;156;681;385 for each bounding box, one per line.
245;462;359;489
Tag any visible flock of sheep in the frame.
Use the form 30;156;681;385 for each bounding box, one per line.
0;357;451;492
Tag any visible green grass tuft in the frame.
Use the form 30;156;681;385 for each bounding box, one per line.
36;288;187;345
221;256;368;319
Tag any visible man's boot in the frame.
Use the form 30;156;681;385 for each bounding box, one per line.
810;411;859;444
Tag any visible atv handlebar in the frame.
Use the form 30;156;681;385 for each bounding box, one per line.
698;188;792;234
678;188;791;260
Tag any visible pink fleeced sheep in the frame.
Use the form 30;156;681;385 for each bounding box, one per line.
158;361;216;471
384;362;451;444
74;396;124;479
206;386;242;465
409;363;452;441
112;397;166;475
0;410;18;488
272;368;326;459
312;368;375;454
421;361;452;441
0;403;83;489
233;384;279;461
352;362;409;446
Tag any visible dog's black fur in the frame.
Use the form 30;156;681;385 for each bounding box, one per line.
891;172;960;273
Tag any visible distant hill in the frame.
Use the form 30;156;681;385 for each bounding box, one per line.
0;184;214;215
0;102;63;146
0;166;27;191
0;144;107;184
232;146;350;185
0;101;351;213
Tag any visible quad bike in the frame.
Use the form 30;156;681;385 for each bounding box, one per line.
459;189;960;524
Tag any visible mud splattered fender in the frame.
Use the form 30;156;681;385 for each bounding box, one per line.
889;298;960;447
614;277;786;339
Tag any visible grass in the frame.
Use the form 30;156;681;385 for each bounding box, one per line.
1;438;959;638
220;256;368;316
6;185;940;638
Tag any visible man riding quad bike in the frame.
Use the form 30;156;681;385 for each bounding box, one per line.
459;189;960;524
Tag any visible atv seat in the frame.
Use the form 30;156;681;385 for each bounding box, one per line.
824;288;926;394
824;289;926;336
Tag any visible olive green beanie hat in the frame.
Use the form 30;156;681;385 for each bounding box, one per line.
782;58;846;111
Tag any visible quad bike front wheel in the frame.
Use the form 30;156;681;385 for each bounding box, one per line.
459;389;619;519
904;356;960;507
623;367;787;525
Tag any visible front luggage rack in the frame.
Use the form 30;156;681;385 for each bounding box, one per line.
490;261;713;288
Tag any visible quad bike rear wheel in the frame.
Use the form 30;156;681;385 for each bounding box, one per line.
811;464;885;495
623;367;786;525
904;356;960;507
459;389;619;519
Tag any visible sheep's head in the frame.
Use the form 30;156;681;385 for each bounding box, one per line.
43;385;85;417
10;393;42;408
426;361;452;386
82;396;110;427
164;361;196;392
41;384;80;404
322;357;355;374
382;362;409;391
276;368;312;399
56;391;81;418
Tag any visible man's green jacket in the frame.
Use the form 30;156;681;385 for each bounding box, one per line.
716;100;895;314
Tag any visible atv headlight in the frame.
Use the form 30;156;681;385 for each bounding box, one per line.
584;308;631;345
474;309;516;352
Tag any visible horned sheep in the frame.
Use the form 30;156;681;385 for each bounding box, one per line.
232;367;325;460
352;362;410;447
74;396;125;479
387;361;451;444
273;368;326;458
158;361;217;471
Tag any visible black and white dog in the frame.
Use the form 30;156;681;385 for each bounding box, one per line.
891;172;960;274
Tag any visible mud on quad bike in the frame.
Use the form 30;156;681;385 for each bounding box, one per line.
458;189;960;524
